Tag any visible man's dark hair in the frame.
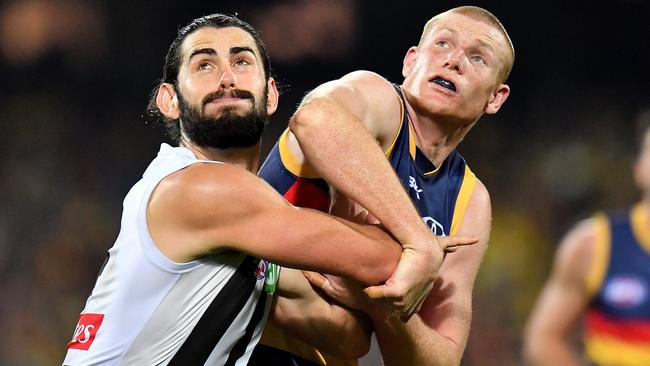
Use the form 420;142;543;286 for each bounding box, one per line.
145;13;272;143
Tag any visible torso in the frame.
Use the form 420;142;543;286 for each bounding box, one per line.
254;84;478;366
64;144;272;366
584;203;650;366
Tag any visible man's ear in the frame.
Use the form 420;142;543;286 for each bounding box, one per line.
156;83;180;119
485;84;510;115
266;78;279;115
402;46;418;78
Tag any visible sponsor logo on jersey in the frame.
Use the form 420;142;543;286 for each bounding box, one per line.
255;260;267;280
423;216;446;236
67;313;104;350
603;275;648;309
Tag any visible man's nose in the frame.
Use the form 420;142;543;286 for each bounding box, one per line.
442;49;464;73
219;66;235;89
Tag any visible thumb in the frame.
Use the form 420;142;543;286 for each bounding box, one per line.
364;285;386;299
303;271;328;289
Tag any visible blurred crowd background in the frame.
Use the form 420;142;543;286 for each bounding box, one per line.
1;0;649;364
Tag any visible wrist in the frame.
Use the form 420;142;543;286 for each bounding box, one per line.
366;301;393;321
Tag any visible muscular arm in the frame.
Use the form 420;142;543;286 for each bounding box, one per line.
147;162;402;285
370;181;491;366
270;268;372;359
308;181;491;365
523;219;597;366
289;70;445;313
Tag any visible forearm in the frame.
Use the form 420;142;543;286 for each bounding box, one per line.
235;205;400;285
371;313;465;366
273;272;373;359
275;300;371;359
290;98;432;247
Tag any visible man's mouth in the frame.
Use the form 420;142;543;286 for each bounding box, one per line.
431;77;457;92
207;97;245;104
203;90;254;105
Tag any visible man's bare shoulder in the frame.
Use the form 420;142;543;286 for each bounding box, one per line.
339;70;394;90
552;218;599;285
149;162;285;240
468;179;491;214
153;162;267;209
147;161;293;261
307;70;396;105
340;71;404;145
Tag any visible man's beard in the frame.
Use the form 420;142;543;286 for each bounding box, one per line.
178;87;269;149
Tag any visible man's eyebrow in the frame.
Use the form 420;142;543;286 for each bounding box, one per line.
189;48;216;61
437;28;495;54
188;46;255;62
231;46;256;57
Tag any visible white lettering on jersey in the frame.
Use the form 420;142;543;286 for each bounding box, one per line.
409;176;422;200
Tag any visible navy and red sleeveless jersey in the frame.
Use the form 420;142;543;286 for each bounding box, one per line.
254;84;477;366
584;203;650;365
259;84;477;236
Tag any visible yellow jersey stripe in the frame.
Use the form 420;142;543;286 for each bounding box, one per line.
631;203;650;255
278;129;321;179
384;92;405;157
450;166;476;235
586;214;611;298
586;333;650;366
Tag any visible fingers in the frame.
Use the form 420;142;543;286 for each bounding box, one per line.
363;285;385;299
438;235;478;250
363;285;420;319
303;271;328;289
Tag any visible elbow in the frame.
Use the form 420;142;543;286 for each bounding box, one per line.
522;344;543;366
288;106;308;135
356;255;398;285
356;243;401;285
522;342;548;366
288;97;333;137
521;331;549;366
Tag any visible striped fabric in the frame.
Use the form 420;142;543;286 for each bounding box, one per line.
584;204;650;366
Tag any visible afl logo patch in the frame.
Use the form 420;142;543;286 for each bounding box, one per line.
255;260;268;280
422;216;446;236
603;275;647;309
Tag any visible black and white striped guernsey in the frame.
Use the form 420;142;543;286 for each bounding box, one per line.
63;143;273;365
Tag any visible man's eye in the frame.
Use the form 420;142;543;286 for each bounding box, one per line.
234;59;250;66
471;55;485;64
198;61;212;70
436;41;449;48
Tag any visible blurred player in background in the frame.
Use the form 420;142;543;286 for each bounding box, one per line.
524;116;650;365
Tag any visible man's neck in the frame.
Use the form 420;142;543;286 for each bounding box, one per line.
402;97;476;166
181;139;261;173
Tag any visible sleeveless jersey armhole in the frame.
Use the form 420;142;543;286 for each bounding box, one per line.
277;129;321;179
384;87;406;157
631;203;650;255
137;161;227;274
585;213;611;299
450;165;477;235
